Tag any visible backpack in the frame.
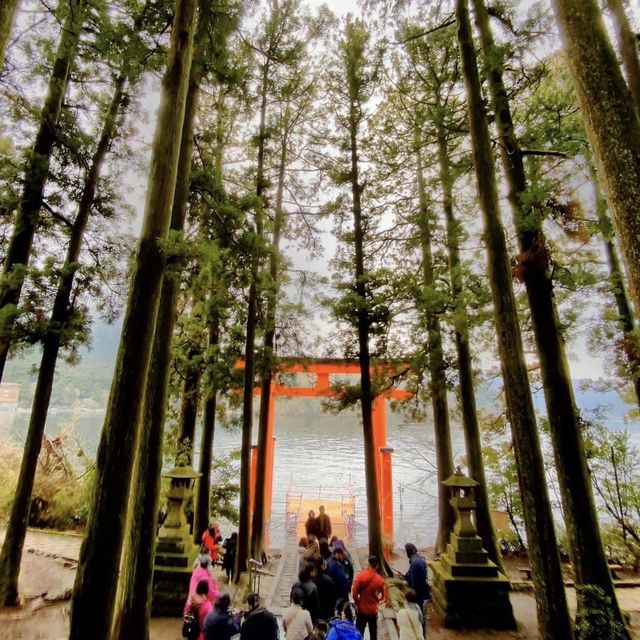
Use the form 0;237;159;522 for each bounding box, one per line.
329;620;362;640
182;611;199;639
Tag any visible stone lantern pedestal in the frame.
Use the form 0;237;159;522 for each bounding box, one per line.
152;465;201;616
431;468;516;629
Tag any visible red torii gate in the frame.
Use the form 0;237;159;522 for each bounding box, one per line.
247;359;412;550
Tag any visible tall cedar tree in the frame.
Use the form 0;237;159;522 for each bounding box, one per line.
237;0;307;579
455;1;574;637
194;82;240;542
427;52;503;569
0;56;130;609
68;1;197;637
393;23;503;567
0;0;86;385
590;163;640;408
251;0;324;559
606;0;640;113
414;128;455;553
0;0;20;68
111;3;236;636
471;0;628;630
550;0;640;315
336;17;389;568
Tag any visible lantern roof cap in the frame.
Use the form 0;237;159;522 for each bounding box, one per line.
162;465;202;480
443;466;478;488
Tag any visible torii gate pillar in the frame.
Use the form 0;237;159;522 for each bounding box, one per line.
373;395;394;558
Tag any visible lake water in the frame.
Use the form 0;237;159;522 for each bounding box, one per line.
2;398;638;549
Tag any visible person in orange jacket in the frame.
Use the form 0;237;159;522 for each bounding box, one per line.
351;555;386;639
202;520;222;562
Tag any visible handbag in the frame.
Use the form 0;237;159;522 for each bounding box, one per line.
182;611;199;639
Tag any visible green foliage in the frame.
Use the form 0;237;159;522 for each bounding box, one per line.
0;424;94;530
208;453;240;525
575;585;629;640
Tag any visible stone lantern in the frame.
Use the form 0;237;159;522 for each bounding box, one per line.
430;468;516;630
159;465;201;537
444;467;479;538
152;465;201;616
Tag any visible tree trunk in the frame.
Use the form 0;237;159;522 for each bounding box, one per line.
176;349;203;466
607;0;640;114
251;117;289;561
235;59;270;582
434;122;503;571
455;1;573;638
414;133;455;554
472;0;628;629
68;2;197;637
472;1;628;628
347;63;387;571
590;162;640;409
111;17;205;635
0;72;127;607
550;0;640;315
0;0;20;68
194;314;220;544
0;0;86;383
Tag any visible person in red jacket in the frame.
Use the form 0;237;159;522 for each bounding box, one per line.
351;555;386;639
202;521;222;562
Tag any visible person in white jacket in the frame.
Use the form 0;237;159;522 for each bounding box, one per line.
283;587;314;640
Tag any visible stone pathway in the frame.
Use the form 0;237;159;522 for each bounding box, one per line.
0;528;82;563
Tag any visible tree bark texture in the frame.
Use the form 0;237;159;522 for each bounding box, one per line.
434;123;503;571
590;163;640;409
111;26;205;637
607;0;640;114
176;349;203;466
414;136;455;554
68;2;197;637
0;0;86;383
455;1;573;637
0;0;20;68
472;0;627;630
550;0;640;316
251;118;289;561
0;73;127;607
194;315;220;544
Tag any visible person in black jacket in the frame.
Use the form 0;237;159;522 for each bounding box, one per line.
404;543;431;610
240;593;279;640
290;564;320;623
203;594;241;640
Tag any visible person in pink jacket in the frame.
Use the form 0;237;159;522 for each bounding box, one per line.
184;579;214;640
188;557;219;606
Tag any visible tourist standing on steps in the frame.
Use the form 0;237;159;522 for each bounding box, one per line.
317;505;332;540
326;602;363;640
240;592;279;640
290;564;320;622
284;587;314;640
184;579;213;640
327;545;350;610
203;594;241;640
188;557;219;606
221;532;237;582
352;555;386;640
202;521;223;563
305;510;319;538
404;543;430;612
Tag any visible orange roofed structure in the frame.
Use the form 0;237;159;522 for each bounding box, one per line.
243;358;412;554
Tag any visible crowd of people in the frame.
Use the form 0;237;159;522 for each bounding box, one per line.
281;533;429;640
182;517;430;640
